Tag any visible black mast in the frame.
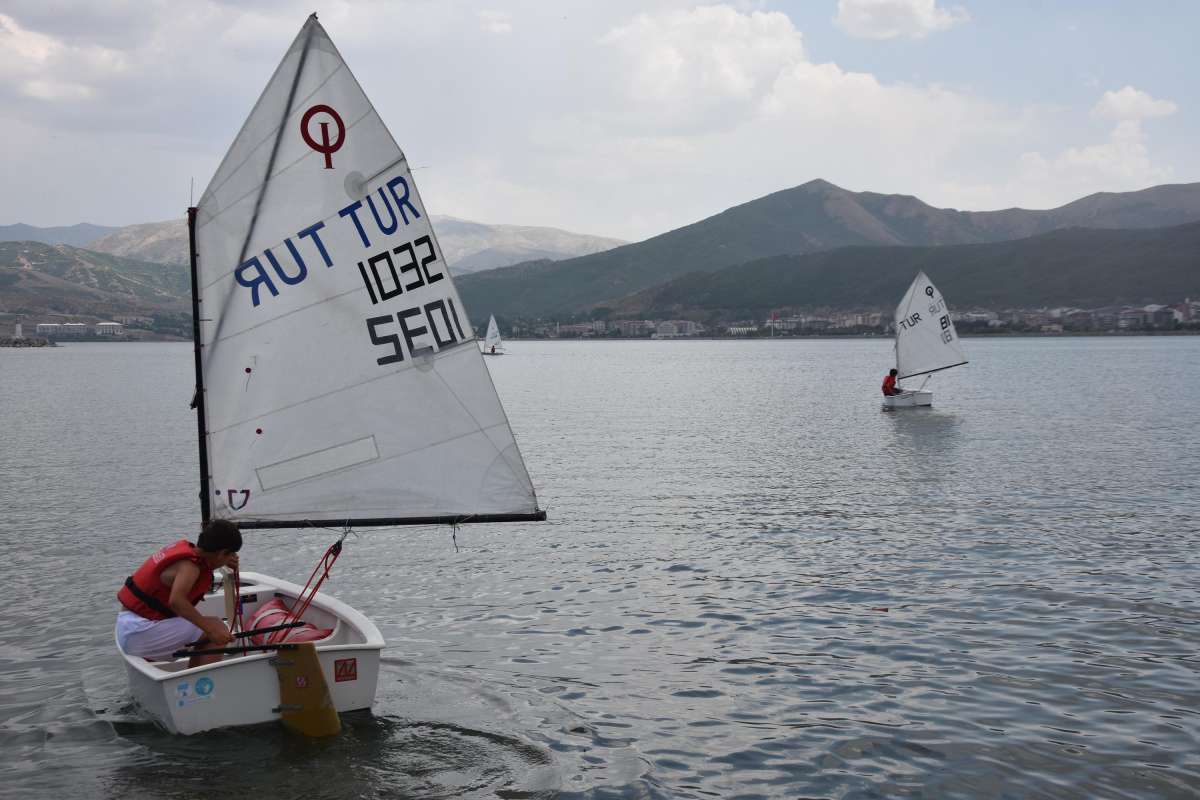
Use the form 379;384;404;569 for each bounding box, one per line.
187;206;212;524
240;512;546;530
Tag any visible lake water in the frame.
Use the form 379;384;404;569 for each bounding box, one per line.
1;338;1197;799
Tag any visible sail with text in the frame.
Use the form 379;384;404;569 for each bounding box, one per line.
893;272;968;380
191;15;542;527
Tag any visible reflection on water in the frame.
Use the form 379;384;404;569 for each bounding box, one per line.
1;339;1198;798
886;408;963;452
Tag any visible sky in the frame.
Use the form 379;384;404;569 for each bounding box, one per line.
1;0;1195;241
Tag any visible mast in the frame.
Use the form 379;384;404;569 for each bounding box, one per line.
187;206;212;523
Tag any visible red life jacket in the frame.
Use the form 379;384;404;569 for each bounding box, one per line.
882;374;897;396
117;539;213;620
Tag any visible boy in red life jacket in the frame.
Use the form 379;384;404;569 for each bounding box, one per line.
116;519;241;667
882;368;904;396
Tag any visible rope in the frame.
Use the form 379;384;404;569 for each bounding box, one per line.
268;528;350;644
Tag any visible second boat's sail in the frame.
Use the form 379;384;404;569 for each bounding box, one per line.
483;315;503;354
893;271;967;380
192;15;541;527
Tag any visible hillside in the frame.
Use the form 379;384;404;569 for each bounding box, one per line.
85;215;624;272
457;180;1200;319
85;220;187;265
0;222;118;248
613;222;1200;316
430;216;625;272
0;242;189;317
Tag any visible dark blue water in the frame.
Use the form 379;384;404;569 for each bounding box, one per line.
1;338;1197;798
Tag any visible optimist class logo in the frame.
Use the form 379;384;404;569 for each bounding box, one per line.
300;104;346;169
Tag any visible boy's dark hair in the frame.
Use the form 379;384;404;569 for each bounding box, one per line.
197;519;242;553
889;368;898;376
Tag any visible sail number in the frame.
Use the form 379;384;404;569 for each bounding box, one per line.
356;235;443;303
358;236;468;365
366;300;468;365
924;285;954;343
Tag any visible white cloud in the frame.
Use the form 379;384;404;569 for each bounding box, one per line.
1092;86;1178;121
470;4;1025;235
834;0;968;40
0;12;127;102
0;3;1188;239
20;79;93;102
1015;119;1173;200
479;10;512;35
1004;87;1179;205
597;5;805;133
0;12;55;60
939;89;1178;211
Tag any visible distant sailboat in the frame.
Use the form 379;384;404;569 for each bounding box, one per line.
117;14;544;735
482;314;504;355
882;272;967;409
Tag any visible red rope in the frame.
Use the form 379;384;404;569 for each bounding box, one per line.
268;539;343;644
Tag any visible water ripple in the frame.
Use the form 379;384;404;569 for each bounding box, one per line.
0;339;1198;797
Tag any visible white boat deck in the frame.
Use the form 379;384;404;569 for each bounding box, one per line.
118;571;383;734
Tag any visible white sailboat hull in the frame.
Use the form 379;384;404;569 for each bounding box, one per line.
882;390;933;409
118;571;383;735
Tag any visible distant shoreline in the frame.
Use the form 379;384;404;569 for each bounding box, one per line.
3;335;190;345
506;330;1200;342
12;331;1195;348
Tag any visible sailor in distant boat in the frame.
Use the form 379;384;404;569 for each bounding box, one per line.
882;272;967;408
116;520;241;667
882;368;904;396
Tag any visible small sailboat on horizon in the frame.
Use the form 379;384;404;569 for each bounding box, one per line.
482;314;505;355
882;271;968;409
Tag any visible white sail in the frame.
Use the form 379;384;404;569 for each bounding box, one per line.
193;16;540;525
483;315;502;352
893;271;967;380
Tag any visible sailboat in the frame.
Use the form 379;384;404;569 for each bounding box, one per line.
118;15;544;735
482;314;504;355
882;271;968;409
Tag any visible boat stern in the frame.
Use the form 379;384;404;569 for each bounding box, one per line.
882;390;933;409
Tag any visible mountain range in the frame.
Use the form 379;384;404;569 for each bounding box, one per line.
2;216;623;274
3;180;1198;325
0;215;624;320
456;180;1200;320
0;223;118;248
426;216;624;272
614;222;1200;317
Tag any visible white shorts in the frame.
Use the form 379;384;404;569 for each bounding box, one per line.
116;610;203;661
